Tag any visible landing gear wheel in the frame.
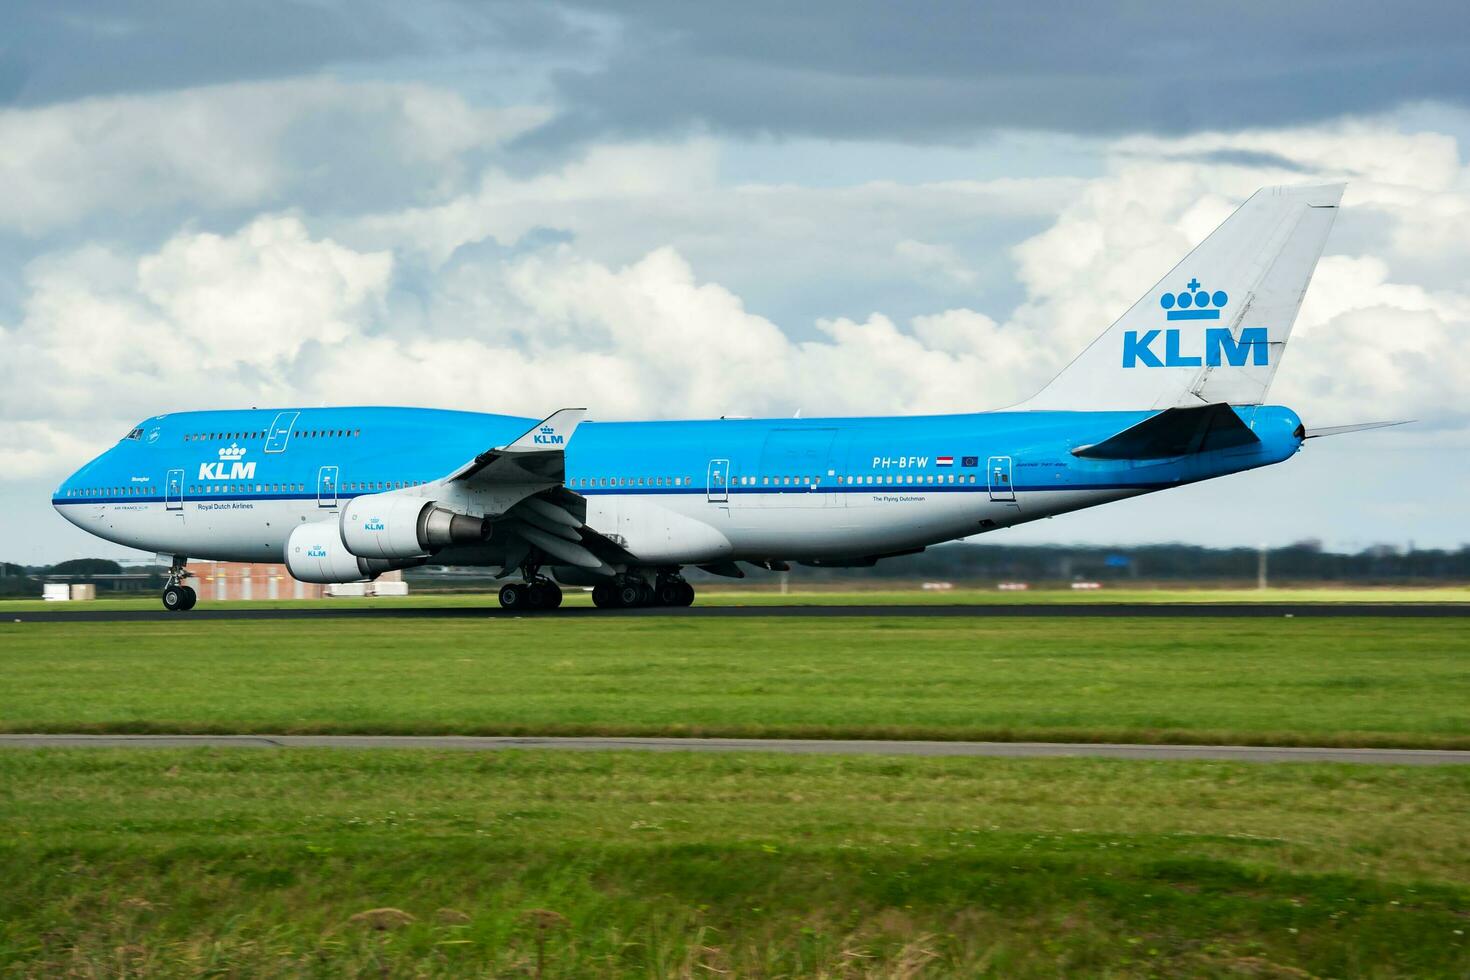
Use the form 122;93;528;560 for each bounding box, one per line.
524;580;562;610
676;581;695;607
591;583;617;609
162;554;194;612
532;581;562;609
656;580;683;606
498;583;528;610
616;582;644;607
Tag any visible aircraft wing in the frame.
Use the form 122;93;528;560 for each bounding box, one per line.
447;408;586;487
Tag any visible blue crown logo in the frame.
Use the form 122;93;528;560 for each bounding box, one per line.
1160;278;1227;321
540;425;554;434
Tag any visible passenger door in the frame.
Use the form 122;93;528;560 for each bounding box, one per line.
705;458;730;503
165;468;184;512
987;456;1016;502
317;465;340;509
265;411;299;453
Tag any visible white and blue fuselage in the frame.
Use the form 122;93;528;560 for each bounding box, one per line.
53;404;1304;567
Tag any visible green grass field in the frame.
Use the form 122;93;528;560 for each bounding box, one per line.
4;584;1469;613
3;618;1467;748
1;749;1466;977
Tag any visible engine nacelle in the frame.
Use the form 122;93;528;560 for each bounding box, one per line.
286;520;425;584
286;520;370;584
340;495;487;560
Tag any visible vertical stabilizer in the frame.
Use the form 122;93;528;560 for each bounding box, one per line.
1019;184;1342;411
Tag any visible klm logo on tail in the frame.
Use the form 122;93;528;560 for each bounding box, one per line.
1123;278;1267;369
533;424;564;446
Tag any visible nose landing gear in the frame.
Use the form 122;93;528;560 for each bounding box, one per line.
161;556;197;612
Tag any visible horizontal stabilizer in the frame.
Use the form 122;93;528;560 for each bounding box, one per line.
1303;420;1412;439
1073;403;1259;460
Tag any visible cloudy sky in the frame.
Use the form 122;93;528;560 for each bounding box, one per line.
4;0;1468;562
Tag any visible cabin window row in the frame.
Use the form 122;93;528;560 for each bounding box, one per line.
564;473;979;489
571;477;693;488
834;473;975;485
181;480;429;494
64;487;147;497
182;429;361;442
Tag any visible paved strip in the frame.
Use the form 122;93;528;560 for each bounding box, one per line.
8;602;1469;623
1;734;1464;765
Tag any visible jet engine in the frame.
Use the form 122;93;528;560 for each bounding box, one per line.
340;495;487;560
286;520;423;584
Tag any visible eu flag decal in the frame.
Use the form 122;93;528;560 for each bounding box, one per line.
961;456;978;467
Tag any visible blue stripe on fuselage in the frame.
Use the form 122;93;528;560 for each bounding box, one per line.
53;404;1305;505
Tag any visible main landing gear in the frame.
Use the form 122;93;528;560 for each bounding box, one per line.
591;574;695;609
161;556;197;612
498;577;563;611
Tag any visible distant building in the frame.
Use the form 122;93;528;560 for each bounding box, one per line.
184;562;405;600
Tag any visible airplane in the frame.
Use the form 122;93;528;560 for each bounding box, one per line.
52;183;1402;612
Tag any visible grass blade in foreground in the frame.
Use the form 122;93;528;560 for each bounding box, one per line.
0;750;1466;977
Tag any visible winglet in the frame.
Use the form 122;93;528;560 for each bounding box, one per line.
1303;420;1412;439
447;408;588;484
504;408;587;453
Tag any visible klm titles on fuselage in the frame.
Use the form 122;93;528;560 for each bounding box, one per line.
198;443;257;481
1123;278;1269;369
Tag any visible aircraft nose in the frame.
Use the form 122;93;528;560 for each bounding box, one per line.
53;466;91;529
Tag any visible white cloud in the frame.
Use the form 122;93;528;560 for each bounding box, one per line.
136;216;392;368
894;239;977;286
0;216;393;476
0;78;546;234
3;92;1468;495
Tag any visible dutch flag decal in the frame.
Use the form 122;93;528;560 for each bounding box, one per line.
936;456;954;467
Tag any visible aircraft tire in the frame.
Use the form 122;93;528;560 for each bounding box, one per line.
528;580;561;610
677;582;695;606
498;583;527;610
656;580;684;606
161;585;185;612
179;586;198;611
616;582;643;607
591;583;618;608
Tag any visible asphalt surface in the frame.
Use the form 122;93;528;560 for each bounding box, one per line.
8;602;1469;622
1;734;1464;764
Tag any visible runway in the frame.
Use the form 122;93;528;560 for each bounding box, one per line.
9;602;1470;622
1;733;1464;764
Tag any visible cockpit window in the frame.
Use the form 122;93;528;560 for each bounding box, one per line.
123;427;143;441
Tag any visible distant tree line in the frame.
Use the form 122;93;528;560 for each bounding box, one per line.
0;559;155;597
4;543;1468;598
775;541;1470;585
